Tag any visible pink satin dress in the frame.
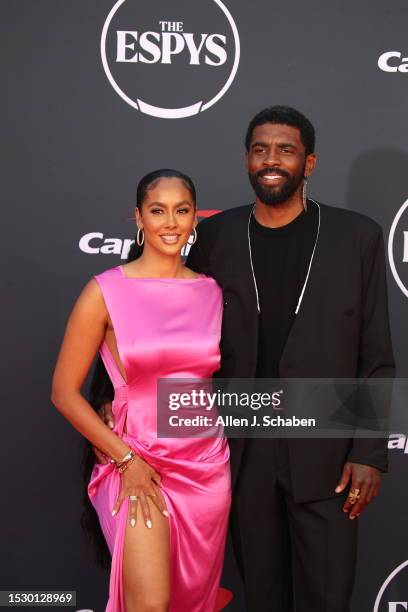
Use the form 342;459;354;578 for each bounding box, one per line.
88;266;231;612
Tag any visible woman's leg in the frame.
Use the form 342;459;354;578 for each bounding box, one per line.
123;498;170;612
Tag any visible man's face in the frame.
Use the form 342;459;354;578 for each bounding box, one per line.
246;123;316;206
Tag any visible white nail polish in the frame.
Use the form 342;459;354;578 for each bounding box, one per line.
163;510;169;518
111;509;117;517
130;518;136;527
146;520;152;529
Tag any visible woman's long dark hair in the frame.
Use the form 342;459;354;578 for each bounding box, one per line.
80;169;196;569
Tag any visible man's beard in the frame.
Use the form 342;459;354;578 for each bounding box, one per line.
248;165;305;206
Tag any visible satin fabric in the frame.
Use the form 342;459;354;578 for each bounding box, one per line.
88;266;231;612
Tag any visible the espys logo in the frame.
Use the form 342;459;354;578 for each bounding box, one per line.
374;560;408;611
378;51;408;73
388;199;408;299
101;0;240;119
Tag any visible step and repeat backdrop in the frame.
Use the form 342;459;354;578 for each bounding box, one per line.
2;1;408;610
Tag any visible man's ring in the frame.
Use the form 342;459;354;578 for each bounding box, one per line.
129;495;138;501
348;488;361;504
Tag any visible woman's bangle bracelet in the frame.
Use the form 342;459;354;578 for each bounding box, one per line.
109;448;134;467
117;449;134;465
117;454;136;474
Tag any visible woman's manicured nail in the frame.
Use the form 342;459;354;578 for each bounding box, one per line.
146;520;152;529
108;421;114;429
111;509;117;517
163;510;170;518
130;518;136;527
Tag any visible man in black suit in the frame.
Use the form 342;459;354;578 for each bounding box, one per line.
184;106;394;612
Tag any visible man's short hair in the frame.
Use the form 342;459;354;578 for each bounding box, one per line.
245;106;315;155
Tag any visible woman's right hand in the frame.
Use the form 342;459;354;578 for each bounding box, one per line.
111;453;169;528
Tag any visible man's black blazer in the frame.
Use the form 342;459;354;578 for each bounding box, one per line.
186;200;395;503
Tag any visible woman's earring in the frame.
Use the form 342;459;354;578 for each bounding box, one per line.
136;227;144;246
190;228;197;245
302;177;308;211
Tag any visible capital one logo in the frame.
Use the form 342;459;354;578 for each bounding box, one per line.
78;210;221;259
374;560;408;611
389;433;408;454
378;52;408;73
388;199;408;298
101;0;240;118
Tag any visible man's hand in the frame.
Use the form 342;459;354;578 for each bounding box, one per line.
92;402;115;464
335;461;381;519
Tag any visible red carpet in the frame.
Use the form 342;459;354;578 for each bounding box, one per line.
215;587;234;610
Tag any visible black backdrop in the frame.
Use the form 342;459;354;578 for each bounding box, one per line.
2;1;408;610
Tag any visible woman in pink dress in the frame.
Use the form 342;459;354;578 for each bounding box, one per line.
51;169;231;612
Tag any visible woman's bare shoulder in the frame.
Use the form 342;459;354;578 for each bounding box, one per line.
71;277;108;320
182;266;202;279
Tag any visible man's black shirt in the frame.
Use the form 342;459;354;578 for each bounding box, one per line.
250;204;318;378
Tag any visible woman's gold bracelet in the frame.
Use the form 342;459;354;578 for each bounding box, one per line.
109;448;136;472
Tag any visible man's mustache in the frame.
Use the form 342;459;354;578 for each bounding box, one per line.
256;168;290;179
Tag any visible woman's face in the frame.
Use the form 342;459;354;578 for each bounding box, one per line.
136;177;197;256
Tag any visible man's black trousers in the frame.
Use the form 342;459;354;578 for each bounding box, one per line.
230;438;358;612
